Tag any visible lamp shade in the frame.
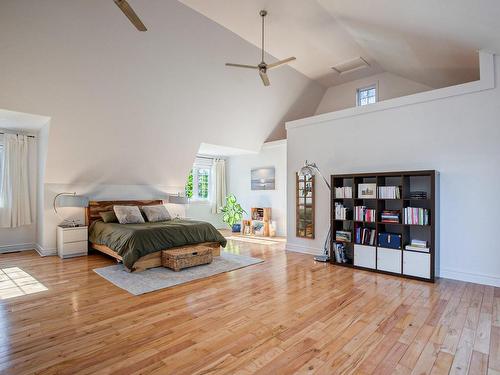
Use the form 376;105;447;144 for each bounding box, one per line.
57;194;89;208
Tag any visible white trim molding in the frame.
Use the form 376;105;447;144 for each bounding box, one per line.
285;242;323;256
34;243;57;257
0;243;35;253
440;268;500;288
287;51;495;131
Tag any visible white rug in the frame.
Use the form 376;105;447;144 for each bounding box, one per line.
93;252;263;295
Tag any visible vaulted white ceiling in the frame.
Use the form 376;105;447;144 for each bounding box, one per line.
0;0;324;186
180;0;499;88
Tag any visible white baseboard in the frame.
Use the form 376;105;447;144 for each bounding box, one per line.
439;268;500;287
0;243;35;253
285;242;323;255
34;243;57;257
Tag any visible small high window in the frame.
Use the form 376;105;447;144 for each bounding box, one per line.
357;85;377;106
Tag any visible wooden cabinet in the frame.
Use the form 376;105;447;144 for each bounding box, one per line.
353;245;376;269
57;226;88;259
377;248;402;274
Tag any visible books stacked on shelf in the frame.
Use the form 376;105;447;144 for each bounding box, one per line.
334;202;351;220
380;210;400;223
335;186;353;198
404;207;429;225
333;242;348;263
354;206;376;222
378;186;401;199
410;191;428;199
355;227;376;246
335;230;352;242
405;239;430;253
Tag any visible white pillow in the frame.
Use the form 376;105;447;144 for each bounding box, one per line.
113;205;145;224
142;205;171;222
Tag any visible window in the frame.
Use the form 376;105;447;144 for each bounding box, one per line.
185;158;212;201
357;85;377;106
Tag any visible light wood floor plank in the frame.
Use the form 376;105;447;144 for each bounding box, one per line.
0;243;497;374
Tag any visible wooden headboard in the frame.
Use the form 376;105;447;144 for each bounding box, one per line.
85;200;164;227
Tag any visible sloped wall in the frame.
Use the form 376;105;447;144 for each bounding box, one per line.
0;0;324;251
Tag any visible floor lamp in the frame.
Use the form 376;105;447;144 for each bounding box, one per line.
298;160;331;262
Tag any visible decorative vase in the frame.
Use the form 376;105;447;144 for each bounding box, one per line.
232;223;241;233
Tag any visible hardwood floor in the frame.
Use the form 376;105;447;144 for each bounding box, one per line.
0;239;498;374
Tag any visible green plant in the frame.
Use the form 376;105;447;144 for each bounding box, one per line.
185;170;193;199
221;194;246;228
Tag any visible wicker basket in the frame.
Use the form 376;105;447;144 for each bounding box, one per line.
161;246;213;272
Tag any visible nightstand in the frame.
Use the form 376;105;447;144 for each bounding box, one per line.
57;225;88;259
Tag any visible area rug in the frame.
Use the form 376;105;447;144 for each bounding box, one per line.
93;252;263;295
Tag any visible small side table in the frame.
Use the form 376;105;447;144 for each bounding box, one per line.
56;225;88;259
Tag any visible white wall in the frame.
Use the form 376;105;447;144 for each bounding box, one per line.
286;52;500;287
227;140;287;236
315;72;432;114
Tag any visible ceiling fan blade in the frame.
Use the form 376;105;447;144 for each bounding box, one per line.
114;0;147;31
259;70;270;86
225;63;259;69
267;57;296;69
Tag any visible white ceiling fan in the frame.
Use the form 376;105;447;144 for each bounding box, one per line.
226;10;296;87
113;0;147;31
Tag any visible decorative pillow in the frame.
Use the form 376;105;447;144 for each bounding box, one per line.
99;211;118;223
113;205;145;224
142;205;171;222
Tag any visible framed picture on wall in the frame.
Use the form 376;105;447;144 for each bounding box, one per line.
251;167;275;190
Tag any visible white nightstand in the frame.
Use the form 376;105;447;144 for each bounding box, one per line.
57;225;88;259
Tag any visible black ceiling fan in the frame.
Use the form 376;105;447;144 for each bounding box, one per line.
226;10;296;86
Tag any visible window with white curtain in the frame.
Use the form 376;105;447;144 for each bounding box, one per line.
185;157;213;201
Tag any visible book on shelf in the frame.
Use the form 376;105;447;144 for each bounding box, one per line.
333;242;348;263
378;186;401;199
334;202;351;220
354;206;376;222
404;207;429;225
410;191;428;199
335;186;352;198
335;230;351;242
405;239;429;252
355;227;376;246
380;210;400;223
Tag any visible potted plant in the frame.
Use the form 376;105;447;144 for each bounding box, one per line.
221;194;246;232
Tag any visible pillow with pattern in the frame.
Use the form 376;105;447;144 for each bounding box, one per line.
142;205;171;222
113;205;145;224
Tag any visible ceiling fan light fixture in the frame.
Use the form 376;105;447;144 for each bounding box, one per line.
331;57;370;75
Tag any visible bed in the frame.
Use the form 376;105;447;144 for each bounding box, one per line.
86;200;227;272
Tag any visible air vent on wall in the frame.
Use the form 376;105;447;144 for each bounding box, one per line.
332;57;370;75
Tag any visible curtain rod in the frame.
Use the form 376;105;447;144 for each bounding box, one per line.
0;131;36;139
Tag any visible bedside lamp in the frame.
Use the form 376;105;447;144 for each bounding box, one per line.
53;192;89;227
167;193;188;219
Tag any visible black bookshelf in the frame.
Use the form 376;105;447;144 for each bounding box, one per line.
331;170;437;282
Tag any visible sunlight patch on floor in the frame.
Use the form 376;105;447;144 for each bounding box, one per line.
0;267;48;300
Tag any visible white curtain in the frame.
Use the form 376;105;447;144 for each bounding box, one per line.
210;159;227;214
0;134;32;228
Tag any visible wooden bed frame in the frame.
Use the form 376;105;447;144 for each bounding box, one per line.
85;200;221;272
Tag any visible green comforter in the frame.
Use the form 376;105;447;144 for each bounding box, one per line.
89;219;227;269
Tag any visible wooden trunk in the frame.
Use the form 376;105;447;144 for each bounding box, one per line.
162;246;213;272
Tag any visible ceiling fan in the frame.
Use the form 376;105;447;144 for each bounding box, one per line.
113;0;147;31
226;10;296;87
